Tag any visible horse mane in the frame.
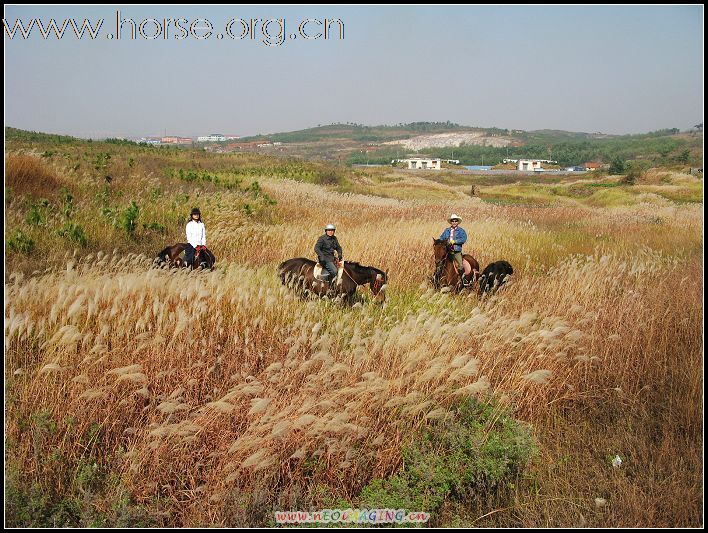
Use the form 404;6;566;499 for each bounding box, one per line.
346;261;385;277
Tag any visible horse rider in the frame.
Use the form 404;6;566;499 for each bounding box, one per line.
315;223;344;289
438;213;469;285
184;207;206;267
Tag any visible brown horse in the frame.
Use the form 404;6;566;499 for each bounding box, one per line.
154;243;216;271
278;258;388;305
432;238;480;291
155;243;188;268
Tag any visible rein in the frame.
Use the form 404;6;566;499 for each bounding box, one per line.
342;265;357;285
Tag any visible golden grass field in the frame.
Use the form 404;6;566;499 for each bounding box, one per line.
4;143;704;527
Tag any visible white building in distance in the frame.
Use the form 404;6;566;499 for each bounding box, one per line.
399;157;442;170
515;159;557;171
197;134;226;142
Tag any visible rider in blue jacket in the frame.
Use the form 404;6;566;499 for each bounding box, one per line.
438;214;468;284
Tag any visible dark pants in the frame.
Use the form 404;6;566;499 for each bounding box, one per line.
322;260;338;283
184;244;195;266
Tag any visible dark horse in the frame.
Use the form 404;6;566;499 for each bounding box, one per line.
478;261;513;296
278;258;388;304
432;238;480;291
154;243;216;271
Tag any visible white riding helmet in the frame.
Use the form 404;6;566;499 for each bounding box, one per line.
325;224;336;231
448;214;462;223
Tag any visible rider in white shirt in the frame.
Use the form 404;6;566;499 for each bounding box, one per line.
185;207;206;266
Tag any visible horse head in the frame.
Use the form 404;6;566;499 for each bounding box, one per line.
193;246;215;271
432;238;448;262
369;268;388;304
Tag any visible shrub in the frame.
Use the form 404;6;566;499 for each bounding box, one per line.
609;157;626;175
26;203;47;226
7;230;35;254
94;152;111;171
57;222;88;247
358;398;536;517
142;222;166;233
622;161;650;185
61;188;75;219
116;201;139;236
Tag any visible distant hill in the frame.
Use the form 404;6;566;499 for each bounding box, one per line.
5;126;80;144
238;122;504;144
6;123;701;168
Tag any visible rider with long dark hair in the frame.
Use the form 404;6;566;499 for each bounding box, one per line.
185;207;206;267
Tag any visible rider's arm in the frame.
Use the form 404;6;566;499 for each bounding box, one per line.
439;228;450;241
456;228;467;245
186;221;195;245
314;237;324;260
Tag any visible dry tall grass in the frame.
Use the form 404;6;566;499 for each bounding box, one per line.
4;150;703;526
6;153;63;197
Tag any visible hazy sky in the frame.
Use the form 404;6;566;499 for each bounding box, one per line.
4;5;704;138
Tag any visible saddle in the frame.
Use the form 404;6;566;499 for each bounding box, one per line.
314;263;344;285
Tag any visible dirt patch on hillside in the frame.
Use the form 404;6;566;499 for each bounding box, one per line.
383;132;516;150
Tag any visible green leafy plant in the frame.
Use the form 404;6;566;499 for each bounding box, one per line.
609;157;626;175
26;203;47;226
142;222;166;233
94;152;111;171
57;222;88;247
358;398;536;518
7;230;35;254
116;201;140;236
60;188;75;219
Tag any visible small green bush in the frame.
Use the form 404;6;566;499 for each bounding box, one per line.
60;188;75;219
116;201;139;236
609;157;626;175
7;230;35;254
142;222;166;233
26;203;47;226
94;152;111;171
358;398;536;517
57;222;88;247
